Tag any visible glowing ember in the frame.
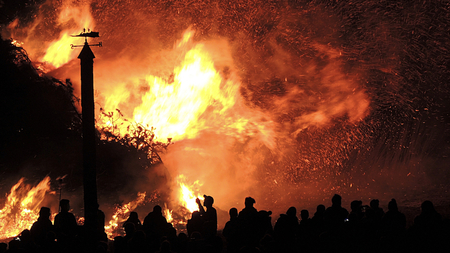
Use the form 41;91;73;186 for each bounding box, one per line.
77;217;85;226
104;192;146;240
0;177;51;240
11;39;23;47
176;175;203;213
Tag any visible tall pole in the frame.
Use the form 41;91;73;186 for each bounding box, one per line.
78;41;98;238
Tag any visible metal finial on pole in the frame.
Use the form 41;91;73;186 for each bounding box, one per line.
71;30;102;48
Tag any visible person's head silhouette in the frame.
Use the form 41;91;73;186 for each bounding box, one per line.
331;194;342;207
60;199;70;212
245;197;255;208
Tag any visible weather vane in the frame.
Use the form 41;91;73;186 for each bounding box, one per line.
70;28;102;49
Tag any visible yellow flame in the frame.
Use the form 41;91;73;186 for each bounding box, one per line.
163;204;173;224
177;28;194;47
176;175;203;213
104;192;146;240
41;3;94;68
0;177;51;240
42;33;77;68
133;45;235;141
100;31;241;143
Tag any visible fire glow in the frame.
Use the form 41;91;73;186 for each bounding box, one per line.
176;174;203;213
104;192;146;240
100;29;244;142
45;3;94;68
1;0;379;236
0;177;51;240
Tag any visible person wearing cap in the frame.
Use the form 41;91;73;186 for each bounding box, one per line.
196;195;217;236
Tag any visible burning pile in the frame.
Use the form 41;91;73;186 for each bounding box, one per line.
3;0;448;237
0;177;51;240
1;0;370;229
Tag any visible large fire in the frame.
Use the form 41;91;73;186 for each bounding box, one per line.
0;0;386;238
0;177;51;240
98;29;250;143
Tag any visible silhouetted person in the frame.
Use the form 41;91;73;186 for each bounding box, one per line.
123;222;136;242
30;206;53;246
324;194;349;231
223;208;240;253
124;211;142;231
311;204;326;234
381;198;406;234
298;209;314;251
54;199;77;247
410;200;444;252
299;209;313;230
370;199;384;223
347;200;364;231
187;211;203;238
239;197;258;225
196;195;218;236
257;210;273;239
414;200;442;229
238;197;259;247
274;206;298;239
143;205;168;240
379;199;406;251
360;206;377;233
274;206;298;252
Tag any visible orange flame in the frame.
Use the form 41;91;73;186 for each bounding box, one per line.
104;192;146;240
0;177;51;240
100;30;245;143
40;2;95;68
176;174;203;213
3;0;373;228
163;204;173;224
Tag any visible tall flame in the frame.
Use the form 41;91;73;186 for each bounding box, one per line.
99;29;252;143
41;2;94;68
0;177;51;240
2;0;377;229
176;174;203;213
163;204;173;224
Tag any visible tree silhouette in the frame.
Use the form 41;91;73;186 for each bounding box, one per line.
0;35;169;207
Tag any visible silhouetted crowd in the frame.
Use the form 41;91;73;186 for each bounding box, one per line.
2;194;449;253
